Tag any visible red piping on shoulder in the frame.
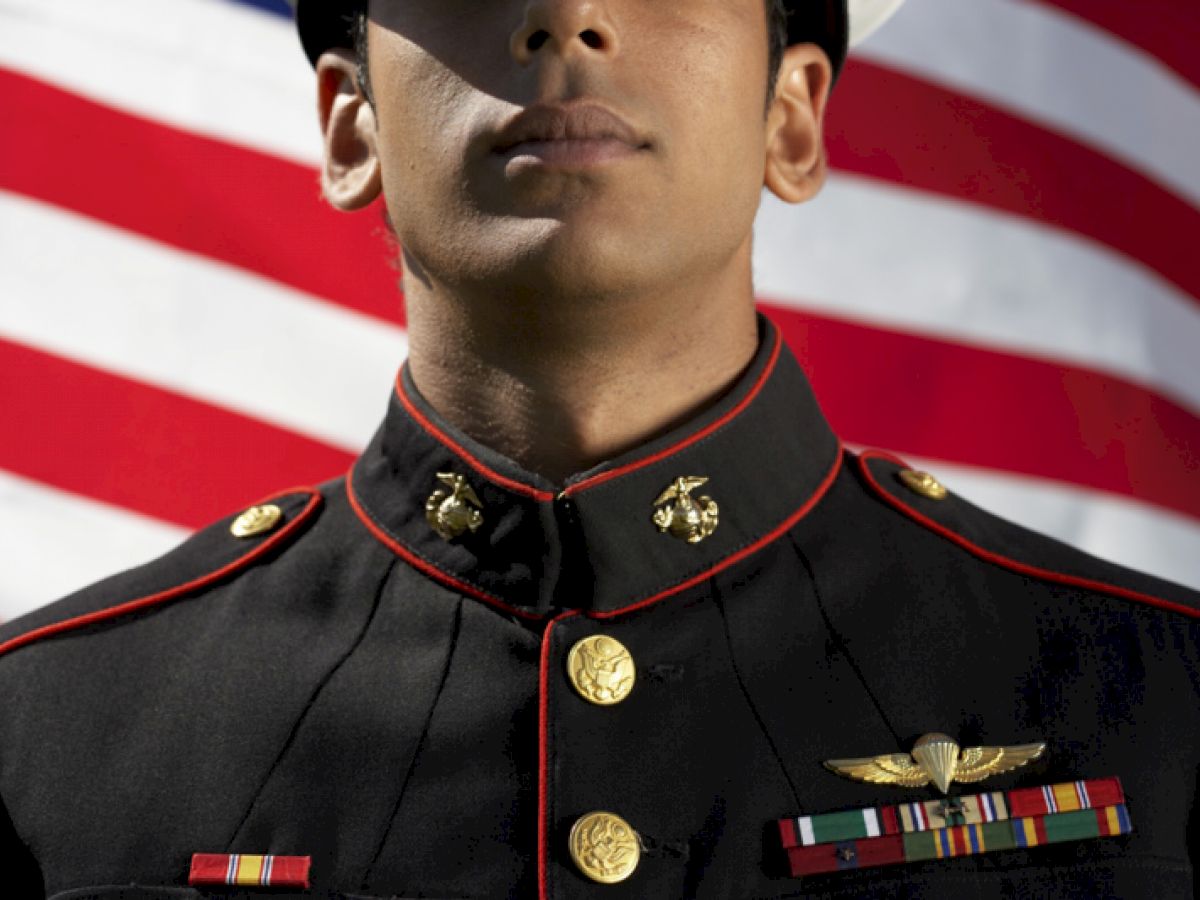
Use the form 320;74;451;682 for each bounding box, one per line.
345;469;546;622
857;450;1200;621
0;488;324;660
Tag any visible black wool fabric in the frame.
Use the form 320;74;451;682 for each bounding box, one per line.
1;316;1197;899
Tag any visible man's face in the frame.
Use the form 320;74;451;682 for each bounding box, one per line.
360;0;781;302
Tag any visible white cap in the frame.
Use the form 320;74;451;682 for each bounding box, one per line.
848;0;907;47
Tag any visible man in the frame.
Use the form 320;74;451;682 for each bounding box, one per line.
0;0;1197;897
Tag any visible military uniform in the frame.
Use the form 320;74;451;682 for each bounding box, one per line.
2;318;1198;898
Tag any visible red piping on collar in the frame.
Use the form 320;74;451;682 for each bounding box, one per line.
563;327;784;498
858;450;1200;621
345;469;546;622
0;488;323;661
394;372;556;502
537;609;581;900
394;324;783;503
590;438;844;620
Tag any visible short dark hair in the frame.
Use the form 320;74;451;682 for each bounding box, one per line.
353;1;791;107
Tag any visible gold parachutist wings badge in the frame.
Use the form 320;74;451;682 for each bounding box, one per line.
824;733;1046;795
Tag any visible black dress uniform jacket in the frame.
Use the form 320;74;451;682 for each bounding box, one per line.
2;317;1198;899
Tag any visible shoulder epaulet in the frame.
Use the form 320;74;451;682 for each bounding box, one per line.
856;450;1200;620
0;487;324;660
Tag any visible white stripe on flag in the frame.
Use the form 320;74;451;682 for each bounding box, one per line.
756;180;1200;417
0;470;188;624
0;0;320;165
0;191;407;452
858;0;1200;207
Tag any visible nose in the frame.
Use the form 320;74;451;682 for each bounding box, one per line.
510;0;619;65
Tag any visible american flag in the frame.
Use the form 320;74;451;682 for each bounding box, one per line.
1;0;1197;623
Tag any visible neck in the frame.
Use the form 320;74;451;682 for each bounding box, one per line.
402;257;759;485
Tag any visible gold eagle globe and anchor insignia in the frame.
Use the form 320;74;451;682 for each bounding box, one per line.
652;476;719;544
824;732;1047;795
425;473;486;541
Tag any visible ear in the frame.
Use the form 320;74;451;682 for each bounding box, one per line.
316;48;382;211
763;44;834;204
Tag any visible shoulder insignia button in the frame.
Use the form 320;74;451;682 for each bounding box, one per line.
230;504;284;538
898;468;949;501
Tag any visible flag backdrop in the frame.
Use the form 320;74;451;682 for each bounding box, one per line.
1;0;1197;622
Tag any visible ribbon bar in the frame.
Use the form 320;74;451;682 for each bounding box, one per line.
779;776;1123;848
786;804;1132;877
189;854;312;889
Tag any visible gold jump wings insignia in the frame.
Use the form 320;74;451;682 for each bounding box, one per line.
824;732;1047;795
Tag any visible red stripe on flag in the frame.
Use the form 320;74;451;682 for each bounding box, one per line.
1027;0;1200;90
0;338;354;527
765;303;1200;523
4;64;1199;327
0;66;402;328
830;60;1200;309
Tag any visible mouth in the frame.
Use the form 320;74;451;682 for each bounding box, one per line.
492;102;650;170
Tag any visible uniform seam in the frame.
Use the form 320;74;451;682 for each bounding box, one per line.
709;575;803;809
786;532;903;747
360;594;465;891
222;556;399;853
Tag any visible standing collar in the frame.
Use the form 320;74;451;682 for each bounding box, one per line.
348;316;843;619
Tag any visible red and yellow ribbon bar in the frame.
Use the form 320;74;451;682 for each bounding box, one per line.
779;777;1131;878
780;776;1124;848
189;853;312;889
786;803;1131;877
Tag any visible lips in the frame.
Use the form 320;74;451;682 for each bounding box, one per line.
492;103;649;159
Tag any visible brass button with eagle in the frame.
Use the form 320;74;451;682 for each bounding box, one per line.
898;468;949;501
230;504;283;538
567;635;636;706
569;811;641;884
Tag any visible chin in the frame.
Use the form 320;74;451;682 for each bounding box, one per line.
501;219;674;300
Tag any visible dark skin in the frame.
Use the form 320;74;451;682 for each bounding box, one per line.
318;0;832;483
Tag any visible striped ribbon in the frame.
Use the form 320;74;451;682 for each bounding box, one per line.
188;853;312;889
779;776;1123;848
786;803;1132;877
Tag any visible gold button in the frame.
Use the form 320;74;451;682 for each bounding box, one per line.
569;811;640;884
567;636;636;706
898;469;949;501
230;504;283;538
